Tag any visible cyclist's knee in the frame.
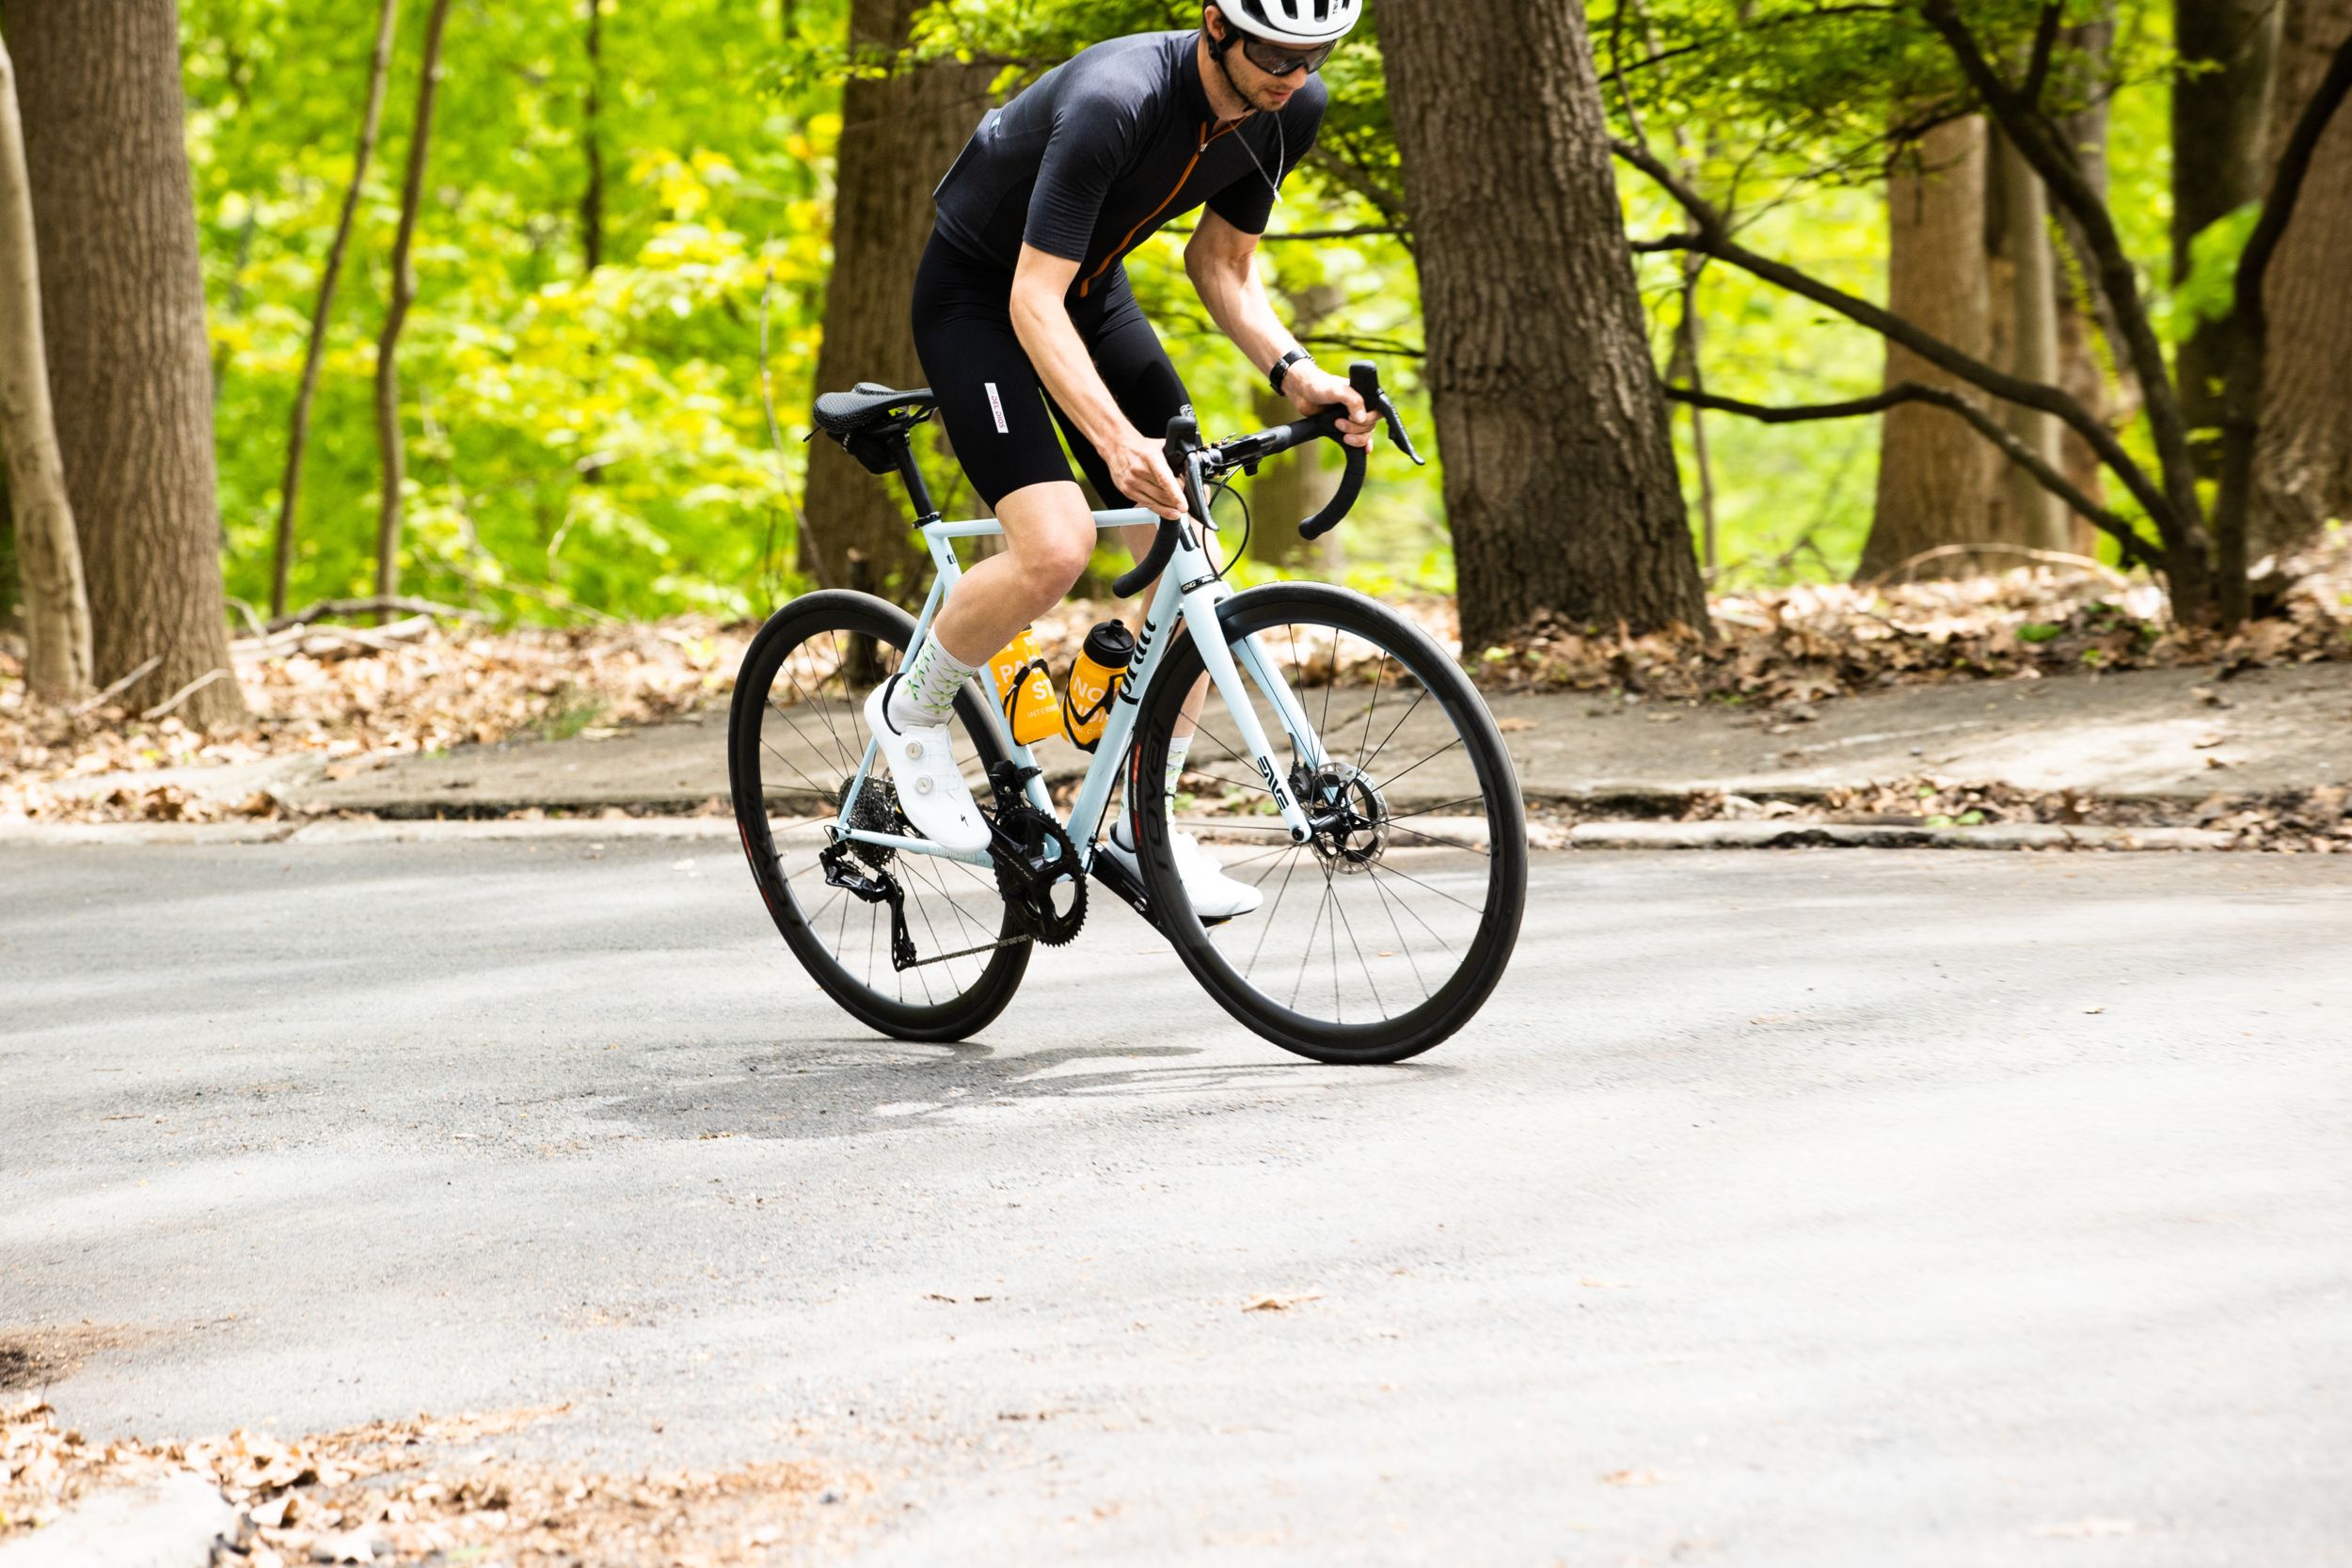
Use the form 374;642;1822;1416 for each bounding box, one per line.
998;487;1095;591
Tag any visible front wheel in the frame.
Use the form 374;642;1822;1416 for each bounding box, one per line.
1129;583;1528;1064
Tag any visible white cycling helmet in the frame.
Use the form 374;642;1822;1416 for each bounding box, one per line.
1216;0;1361;48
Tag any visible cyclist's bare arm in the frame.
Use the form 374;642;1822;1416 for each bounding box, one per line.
1183;211;1376;448
1010;244;1185;519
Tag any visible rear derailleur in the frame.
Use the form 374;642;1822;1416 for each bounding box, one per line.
818;762;1085;973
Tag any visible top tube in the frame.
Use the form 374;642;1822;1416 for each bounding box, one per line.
924;507;1160;540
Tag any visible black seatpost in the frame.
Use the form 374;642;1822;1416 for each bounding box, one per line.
893;434;939;523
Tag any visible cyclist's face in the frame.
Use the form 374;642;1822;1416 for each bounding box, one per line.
1207;9;1323;110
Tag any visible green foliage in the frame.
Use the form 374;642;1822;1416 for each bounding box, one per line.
2173;199;2261;340
189;0;842;622
174;0;2223;622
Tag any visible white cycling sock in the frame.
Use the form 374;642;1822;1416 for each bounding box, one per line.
888;638;978;729
1124;733;1195;844
1163;733;1193;807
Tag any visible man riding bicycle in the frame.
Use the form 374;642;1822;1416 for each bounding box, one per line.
860;0;1380;921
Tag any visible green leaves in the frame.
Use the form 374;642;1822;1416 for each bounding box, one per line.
2171;200;2261;341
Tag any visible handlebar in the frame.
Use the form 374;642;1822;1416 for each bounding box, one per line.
1108;358;1422;598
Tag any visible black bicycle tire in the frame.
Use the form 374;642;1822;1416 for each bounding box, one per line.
1129;582;1527;1063
728;590;1029;1042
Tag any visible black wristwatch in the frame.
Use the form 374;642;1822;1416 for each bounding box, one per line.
1268;347;1315;397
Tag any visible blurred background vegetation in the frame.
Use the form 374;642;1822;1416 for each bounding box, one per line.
162;0;2297;623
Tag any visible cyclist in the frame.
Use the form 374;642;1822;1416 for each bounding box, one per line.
860;0;1379;920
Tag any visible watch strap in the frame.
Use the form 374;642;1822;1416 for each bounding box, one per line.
1268;347;1314;396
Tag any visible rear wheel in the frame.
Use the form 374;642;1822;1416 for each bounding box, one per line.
728;590;1028;1042
1129;583;1527;1063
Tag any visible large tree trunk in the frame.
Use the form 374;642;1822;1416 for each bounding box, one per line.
1383;0;1708;647
802;0;996;601
10;0;246;726
2251;0;2352;558
0;44;91;702
0;28;92;702
273;0;401;618
1856;118;1998;581
2174;0;2281;475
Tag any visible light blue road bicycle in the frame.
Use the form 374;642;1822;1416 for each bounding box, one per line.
729;361;1526;1063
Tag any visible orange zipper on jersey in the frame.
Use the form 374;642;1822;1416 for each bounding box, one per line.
1078;119;1242;298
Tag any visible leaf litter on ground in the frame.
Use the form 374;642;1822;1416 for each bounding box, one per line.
3;1397;866;1566
3;531;2347;832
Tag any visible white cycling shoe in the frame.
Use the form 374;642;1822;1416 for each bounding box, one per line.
862;677;991;854
1102;817;1264;921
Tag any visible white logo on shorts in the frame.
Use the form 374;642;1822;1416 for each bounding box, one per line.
984;381;1008;435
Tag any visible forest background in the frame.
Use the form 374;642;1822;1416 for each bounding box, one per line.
0;0;2348;734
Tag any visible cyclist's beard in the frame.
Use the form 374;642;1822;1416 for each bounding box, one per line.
1212;41;1278;117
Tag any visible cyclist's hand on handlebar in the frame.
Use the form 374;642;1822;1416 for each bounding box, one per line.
1106;423;1187;519
1285;362;1380;450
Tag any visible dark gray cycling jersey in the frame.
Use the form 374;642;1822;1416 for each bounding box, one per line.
930;30;1325;298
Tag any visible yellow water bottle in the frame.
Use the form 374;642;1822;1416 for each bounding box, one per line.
1061;620;1135;752
985;625;1059;746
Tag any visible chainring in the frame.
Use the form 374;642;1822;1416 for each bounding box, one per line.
990;806;1088;946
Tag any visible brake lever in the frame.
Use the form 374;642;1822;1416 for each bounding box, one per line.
1373;390;1423;467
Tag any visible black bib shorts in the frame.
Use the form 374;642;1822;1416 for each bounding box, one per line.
910;231;1190;514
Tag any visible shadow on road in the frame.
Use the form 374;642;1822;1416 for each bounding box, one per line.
591;1037;1458;1144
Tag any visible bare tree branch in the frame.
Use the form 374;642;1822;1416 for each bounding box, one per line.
2022;1;2063;105
373;0;457;624
1613;135;2178;533
1918;0;2206;554
273;0;400;620
1663;382;2159;568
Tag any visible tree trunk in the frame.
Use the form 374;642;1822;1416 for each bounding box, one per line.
581;0;604;274
374;0;456;620
801;0;996;600
1246;279;1343;574
2054;8;2119;553
1994;128;2068;552
1665;252;1720;578
2174;0;2281;474
273;0;401;618
2251;0;2352;558
1856;117;1998;581
9;0;246;726
1383;0;1708;647
0;28;92;701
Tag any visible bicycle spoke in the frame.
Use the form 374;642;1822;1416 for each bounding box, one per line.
1367;866;1434;1000
1383;820;1495;858
1331;887;1384;1019
1364;858;1486;917
1371;734;1466;794
1357;685;1429;774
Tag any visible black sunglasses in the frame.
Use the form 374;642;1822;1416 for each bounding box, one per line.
1239;33;1336;75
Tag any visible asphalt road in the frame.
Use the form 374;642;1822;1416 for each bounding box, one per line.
3;841;2348;1565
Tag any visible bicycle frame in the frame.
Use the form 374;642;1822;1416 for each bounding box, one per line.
827;506;1332;874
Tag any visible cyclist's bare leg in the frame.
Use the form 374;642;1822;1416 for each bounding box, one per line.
925;481;1099;665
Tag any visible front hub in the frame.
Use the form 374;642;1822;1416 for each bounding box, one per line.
1296;762;1390;873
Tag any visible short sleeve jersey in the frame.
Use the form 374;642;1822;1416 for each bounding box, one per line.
930;31;1326;297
